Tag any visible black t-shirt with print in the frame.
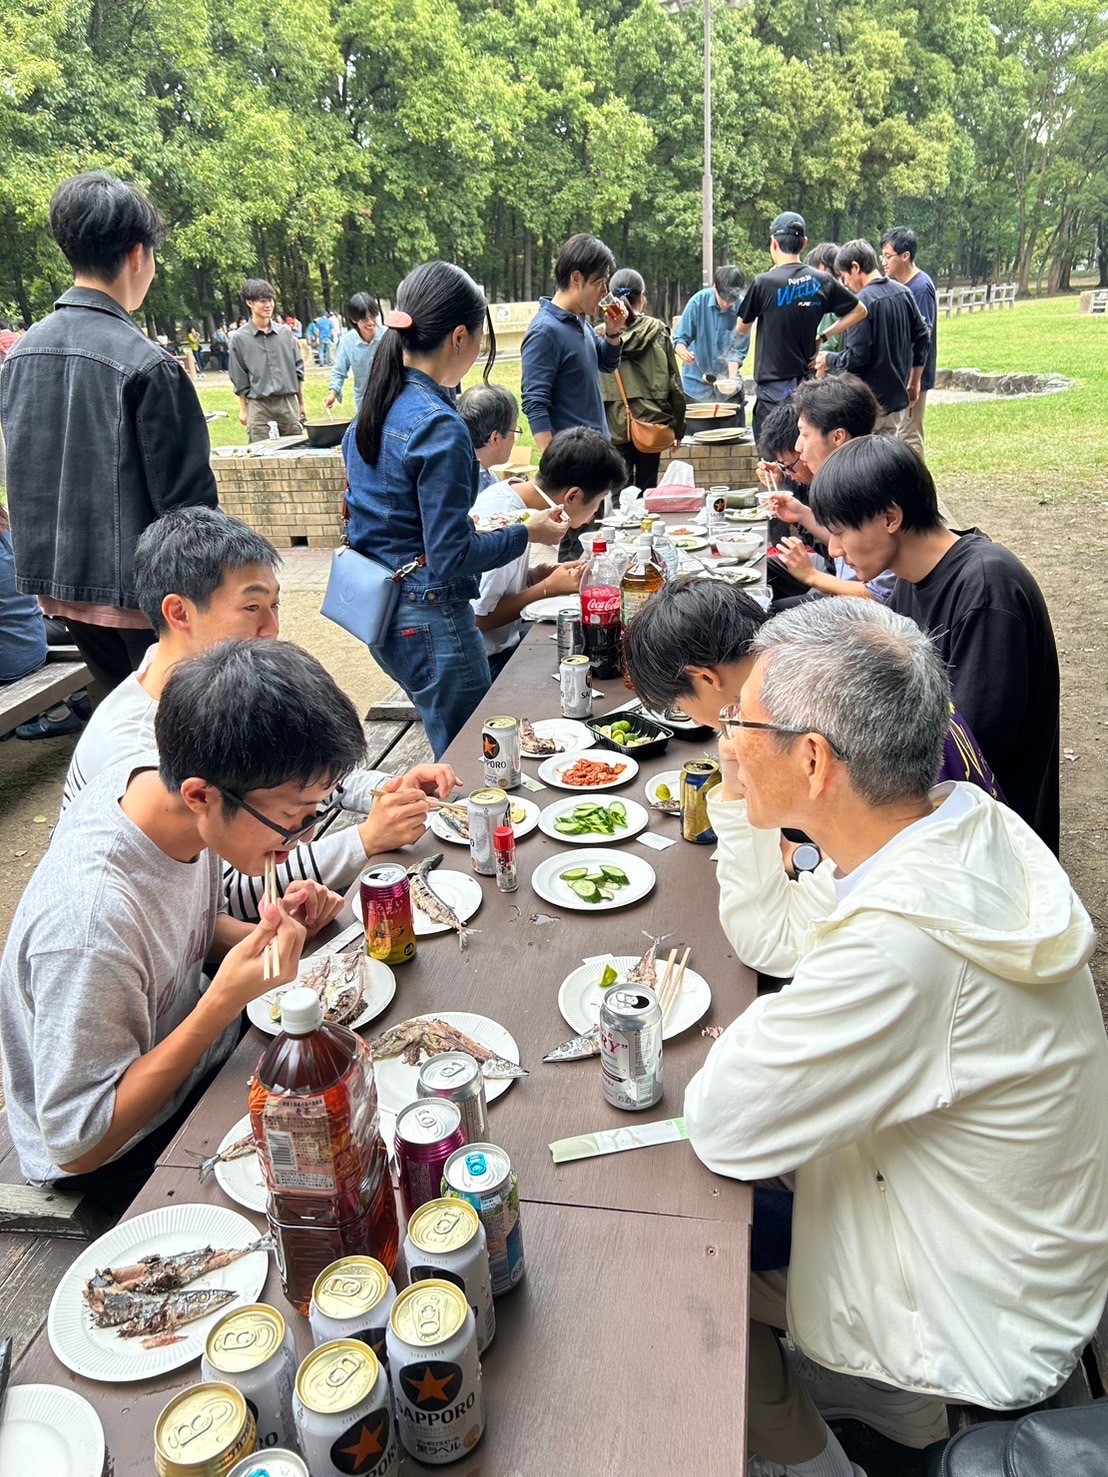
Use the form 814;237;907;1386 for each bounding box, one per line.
737;264;859;383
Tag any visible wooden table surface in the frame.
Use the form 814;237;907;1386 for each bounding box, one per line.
11;628;755;1475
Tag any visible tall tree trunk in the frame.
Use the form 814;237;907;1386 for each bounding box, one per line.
1098;219;1108;288
523;227;533;301
319;260;332;312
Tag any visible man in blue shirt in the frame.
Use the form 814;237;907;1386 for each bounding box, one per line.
314;312;334;367
880;226;937;459
673;265;749;402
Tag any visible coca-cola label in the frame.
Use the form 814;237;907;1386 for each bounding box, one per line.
581;586;621;625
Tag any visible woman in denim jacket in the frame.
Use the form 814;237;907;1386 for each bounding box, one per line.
344;262;565;757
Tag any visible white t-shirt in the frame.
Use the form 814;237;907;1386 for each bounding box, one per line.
471;484;531;656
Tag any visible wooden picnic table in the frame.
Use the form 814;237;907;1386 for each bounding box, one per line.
8;623;756;1475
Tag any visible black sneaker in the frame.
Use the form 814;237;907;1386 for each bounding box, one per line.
15;704;85;740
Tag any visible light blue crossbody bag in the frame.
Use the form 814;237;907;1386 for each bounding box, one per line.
320;495;425;648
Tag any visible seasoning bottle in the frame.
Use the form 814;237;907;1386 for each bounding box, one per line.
493;825;518;893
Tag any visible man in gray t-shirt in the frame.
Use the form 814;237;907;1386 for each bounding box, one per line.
0;640;366;1207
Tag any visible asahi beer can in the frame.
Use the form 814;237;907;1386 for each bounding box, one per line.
440;1143;524;1296
466;787;510;877
387;1280;484;1466
154;1382;256;1477
600;985;664;1110
395;1099;467;1224
201;1304;297;1453
681;758;722;844
404;1198;496;1353
228;1453;309;1477
417;1052;489;1143
559;654;593;719
556;608;585;663
309;1257;398;1370
294;1340;399;1477
360;862;416;965
481;715;521;791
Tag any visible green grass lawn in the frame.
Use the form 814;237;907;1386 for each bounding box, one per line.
197;296;1105;502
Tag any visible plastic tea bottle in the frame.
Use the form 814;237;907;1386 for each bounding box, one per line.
580;539;624;681
620;533;665;687
249;987;399;1314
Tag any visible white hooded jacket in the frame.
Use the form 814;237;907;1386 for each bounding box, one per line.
685;782;1108;1408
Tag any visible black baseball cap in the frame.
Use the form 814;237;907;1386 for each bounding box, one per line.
770;211;806;238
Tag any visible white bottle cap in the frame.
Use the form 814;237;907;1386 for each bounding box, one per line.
279;986;322;1034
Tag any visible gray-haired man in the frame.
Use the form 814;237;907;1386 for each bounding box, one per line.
683;598;1108;1475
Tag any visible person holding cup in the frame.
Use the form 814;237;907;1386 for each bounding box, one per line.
598;268;686;491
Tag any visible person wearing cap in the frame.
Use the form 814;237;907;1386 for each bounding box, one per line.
735;212;867;440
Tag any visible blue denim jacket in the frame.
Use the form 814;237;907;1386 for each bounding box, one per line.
673;286;751;398
343;369;526;603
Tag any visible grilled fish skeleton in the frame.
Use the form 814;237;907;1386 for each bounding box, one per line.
86;1285;238;1347
519;718;560;756
270;950;366;1026
544;936;670;1063
190;1133;256;1183
408;854;478;950
86;1237;270;1296
368;1017;526;1078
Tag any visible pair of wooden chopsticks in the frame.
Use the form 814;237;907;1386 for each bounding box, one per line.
656;946;691;1024
262;853;281;981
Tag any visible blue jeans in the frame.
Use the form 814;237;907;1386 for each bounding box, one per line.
371;599;491;759
318;341;334;367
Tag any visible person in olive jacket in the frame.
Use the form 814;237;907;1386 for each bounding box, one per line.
598;269;686;490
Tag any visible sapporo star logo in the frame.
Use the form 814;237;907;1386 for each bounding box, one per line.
400;1360;463;1409
482;734;497;760
331;1409;391;1474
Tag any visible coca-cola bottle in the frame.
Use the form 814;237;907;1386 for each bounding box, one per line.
580;539;624;680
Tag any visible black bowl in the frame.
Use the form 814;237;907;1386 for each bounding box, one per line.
587;713;672;760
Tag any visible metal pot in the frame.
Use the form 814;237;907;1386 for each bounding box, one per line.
304;418;351;449
684;402;739;432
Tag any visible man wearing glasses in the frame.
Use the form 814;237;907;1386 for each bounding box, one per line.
879;227;937;458
682;597;1108;1476
0;640;364;1212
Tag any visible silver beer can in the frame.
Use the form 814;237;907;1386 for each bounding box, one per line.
228;1453;309;1477
308;1257;398;1371
416;1051;489;1143
404;1197;496;1354
200;1303;297;1453
481;715;521;790
556;608;585;662
559;654;593;719
387;1279;484;1466
600;984;664;1110
466;787;510;877
294;1340;399;1477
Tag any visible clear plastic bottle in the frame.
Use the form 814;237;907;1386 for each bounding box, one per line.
651;525;681;581
579;539;624;680
267;419;280;440
620;534;665;686
249;987;399;1314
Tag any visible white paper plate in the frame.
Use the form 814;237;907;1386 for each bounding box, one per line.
707;566;762;586
536;753;639;791
558;955;711;1039
352;870;484;937
523;718;596;755
724;508;769;523
428;796;540;846
247;952;396;1036
372;1011;521;1115
538;795;648;845
0;1385;105;1477
521;595;582;623
645;770;683;809
530;849;656;913
212;1113;266;1214
48;1204;270;1382
671;537;709;551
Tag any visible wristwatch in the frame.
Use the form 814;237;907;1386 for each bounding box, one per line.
790;842;822;875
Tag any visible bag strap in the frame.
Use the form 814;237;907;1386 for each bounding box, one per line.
614;368;634;422
339;484;425;581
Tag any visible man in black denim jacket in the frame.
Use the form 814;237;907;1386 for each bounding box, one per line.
0;172;217;695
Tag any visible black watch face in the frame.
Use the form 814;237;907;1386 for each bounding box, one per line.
793;843;821;872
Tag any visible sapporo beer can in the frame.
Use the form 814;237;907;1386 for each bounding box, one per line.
481;715;521;791
294;1340;399;1477
559;654;593;719
395;1099;467;1224
360;862;416;965
404;1197;496;1353
417;1051;490;1143
200;1304;297;1452
556;608;585;663
467;787;510;877
228;1452;309;1477
600;985;664;1110
154;1382;256;1477
387;1279;484;1466
441;1143;524;1297
681;758;722;845
309;1257;398;1370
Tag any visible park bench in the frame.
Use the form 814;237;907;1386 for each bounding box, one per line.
0;647;90;737
1091;290;1108;316
936;284;1016;318
988;282;1017;309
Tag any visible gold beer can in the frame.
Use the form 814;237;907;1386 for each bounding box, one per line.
154;1382;256;1476
294;1339;399;1477
386;1279;484;1465
308;1255;398;1365
680;759;721;844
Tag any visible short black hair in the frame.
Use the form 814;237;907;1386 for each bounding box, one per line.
49;172;164;281
712;265;746;302
809;434;944;534
537;428;627;504
554;234;617;290
623;575;768;712
157;640;367;807
756;399;801;461
242;278;276;304
793;375;880;441
835;239;878;276
134;508;280;633
457;384;518;449
880;227;918;260
806;242;840;275
347;292;380;326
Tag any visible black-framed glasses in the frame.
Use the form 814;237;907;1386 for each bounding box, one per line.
221;789;343;846
718;708;850;762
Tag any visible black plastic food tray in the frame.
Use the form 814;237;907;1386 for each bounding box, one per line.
587;713;672;759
